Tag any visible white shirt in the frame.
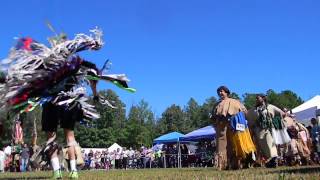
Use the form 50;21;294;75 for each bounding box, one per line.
4;146;11;156
122;150;128;158
0;150;5;171
115;151;121;160
0;150;5;160
128;150;135;158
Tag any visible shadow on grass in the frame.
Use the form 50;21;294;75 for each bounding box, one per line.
271;166;320;174
0;177;50;180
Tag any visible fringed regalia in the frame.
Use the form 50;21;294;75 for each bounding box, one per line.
0;28;135;123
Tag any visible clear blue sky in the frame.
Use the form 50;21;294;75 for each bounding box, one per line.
1;0;320;116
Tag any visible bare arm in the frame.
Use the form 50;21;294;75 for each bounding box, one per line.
269;104;285;118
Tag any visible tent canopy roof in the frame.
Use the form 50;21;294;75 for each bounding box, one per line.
292;95;320;113
292;95;320;125
180;125;215;141
108;143;122;152
153;132;184;144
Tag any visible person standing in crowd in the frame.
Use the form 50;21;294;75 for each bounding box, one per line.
110;150;116;169
211;86;255;170
181;144;189;167
146;148;154;168
105;150;111;170
122;147;128;170
19;143;30;172
3;144;12;171
140;146;148;168
247;94;287;168
127;147;134;168
128;147;135;159
115;148;121;169
11;143;22;172
0;147;5;173
311;118;320;158
83;153;90;170
134;149;141;168
100;151;106;170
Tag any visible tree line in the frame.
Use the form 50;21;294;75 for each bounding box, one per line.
0;89;303;148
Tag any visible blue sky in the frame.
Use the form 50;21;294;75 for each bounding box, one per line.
1;0;320;116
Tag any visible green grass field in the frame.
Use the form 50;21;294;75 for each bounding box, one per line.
1;166;320;180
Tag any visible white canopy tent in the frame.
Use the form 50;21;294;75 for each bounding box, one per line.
292;95;320;125
82;143;123;154
108;143;122;152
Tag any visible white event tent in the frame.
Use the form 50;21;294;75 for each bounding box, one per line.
292;95;320;125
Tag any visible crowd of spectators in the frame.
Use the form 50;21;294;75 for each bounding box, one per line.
0;143;31;173
80;142;216;170
2;117;320;172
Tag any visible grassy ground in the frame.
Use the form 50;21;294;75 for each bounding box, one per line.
1;166;320;180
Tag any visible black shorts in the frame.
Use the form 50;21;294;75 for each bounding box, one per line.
42;102;83;132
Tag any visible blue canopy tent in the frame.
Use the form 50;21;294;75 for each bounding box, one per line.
153;132;184;168
180;125;216;141
153;132;184;144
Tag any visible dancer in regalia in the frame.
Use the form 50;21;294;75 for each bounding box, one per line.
211;86;255;170
247;94;289;168
0;28;135;179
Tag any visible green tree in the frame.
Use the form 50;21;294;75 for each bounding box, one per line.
0;112;13;147
230;92;240;100
158;104;186;134
243;89;304;110
199;96;218;127
184;98;201;130
243;93;257;109
75;89;126;148
273;90;303;110
125;100;156;148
